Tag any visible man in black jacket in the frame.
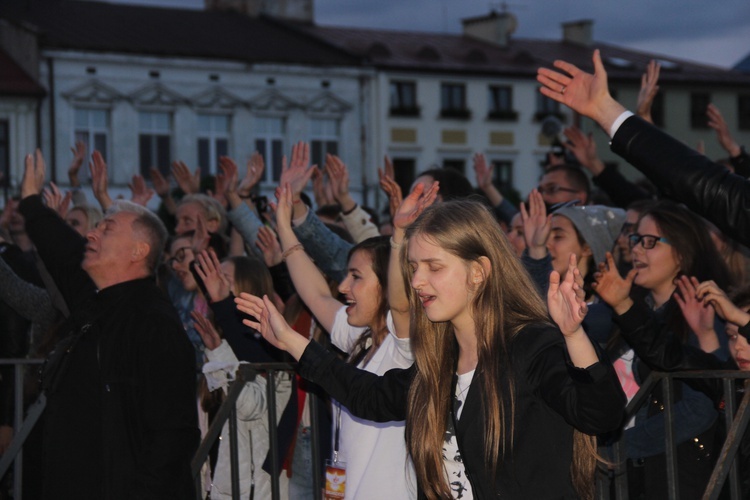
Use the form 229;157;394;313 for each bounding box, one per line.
19;150;199;499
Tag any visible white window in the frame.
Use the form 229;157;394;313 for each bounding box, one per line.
310;118;339;168
74;108;110;161
197;114;230;175
138;111;172;178
254;117;285;183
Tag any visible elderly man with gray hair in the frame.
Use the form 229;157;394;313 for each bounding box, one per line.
18;150;199;499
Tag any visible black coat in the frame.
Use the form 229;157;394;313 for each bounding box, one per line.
20;195;199;500
298;323;625;499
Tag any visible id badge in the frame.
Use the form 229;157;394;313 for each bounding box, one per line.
324;459;346;499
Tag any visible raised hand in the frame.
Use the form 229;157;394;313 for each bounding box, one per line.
696;278;750;327
473;153;494;191
129;174;155;206
191;212;211;253
21;149;47;199
537;49;626;134
43;182;72;218
237;152;265;198
280;142;315;200
235;293;309;359
274;183;295;233
210;161;232;207
311;165;334;207
326;154;356;212
563;126;604;176
256;225;283;268
707;104;742;158
191;311;221;351
519;189;551;259
674;275;719;352
171;160;200;195
218;156;243;209
636;60;660;124
193;248;231;302
150;168;171;198
68;141;86;187
548;253;588;336
592;252;637;314
89;150;113;211
378;157;403;220
392;181;439;232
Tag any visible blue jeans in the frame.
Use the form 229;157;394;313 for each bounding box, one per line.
288;424;314;500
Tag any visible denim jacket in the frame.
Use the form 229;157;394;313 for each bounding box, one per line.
292;208;352;283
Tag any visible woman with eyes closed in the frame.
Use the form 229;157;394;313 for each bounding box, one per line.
238;198;625;500
593;200;733;500
264;183;433;500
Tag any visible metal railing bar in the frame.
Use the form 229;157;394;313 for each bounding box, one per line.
703;384;750;500
662;377;679;499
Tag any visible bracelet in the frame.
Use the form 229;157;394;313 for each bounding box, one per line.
282;243;304;262
341;203;358;216
389;237;402;250
293;198;303;205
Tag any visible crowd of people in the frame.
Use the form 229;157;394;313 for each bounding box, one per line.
0;49;748;500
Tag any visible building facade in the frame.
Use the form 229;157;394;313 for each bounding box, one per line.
2;2;750;210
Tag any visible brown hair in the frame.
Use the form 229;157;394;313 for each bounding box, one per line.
400;200;600;498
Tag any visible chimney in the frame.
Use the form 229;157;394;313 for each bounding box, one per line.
205;0;314;23
462;11;517;48
562;19;593;47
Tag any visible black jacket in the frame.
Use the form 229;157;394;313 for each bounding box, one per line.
611;115;750;249
298;323;625;499
20;195;199;500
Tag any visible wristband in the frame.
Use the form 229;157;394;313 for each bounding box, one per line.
282;243;304;262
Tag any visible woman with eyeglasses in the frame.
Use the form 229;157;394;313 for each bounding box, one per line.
592;200;732;500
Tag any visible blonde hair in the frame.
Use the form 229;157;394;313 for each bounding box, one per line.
401;200;595;499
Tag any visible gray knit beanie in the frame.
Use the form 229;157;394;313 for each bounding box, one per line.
552;205;626;265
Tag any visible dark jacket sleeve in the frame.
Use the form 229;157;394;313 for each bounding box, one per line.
298;340;412;422
592;163;653;208
209;294;282;363
133;306;199;499
519;325;626;434
611;116;750;247
730;148;750;178
18;195;95;310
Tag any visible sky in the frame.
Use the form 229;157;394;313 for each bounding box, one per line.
112;0;750;69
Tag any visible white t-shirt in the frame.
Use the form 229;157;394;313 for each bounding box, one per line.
329;306;417;500
442;369;475;499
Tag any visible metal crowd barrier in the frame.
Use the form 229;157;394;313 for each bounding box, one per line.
597;370;750;500
4;359;748;500
191;362;324;500
0;358;45;500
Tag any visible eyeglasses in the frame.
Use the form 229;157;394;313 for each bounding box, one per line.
537;184;579;196
168;246;193;266
628;233;670;250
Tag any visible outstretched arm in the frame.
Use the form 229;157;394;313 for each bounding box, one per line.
237;292;411;422
548;253;598;368
387;181;439;339
274;184;342;332
636;60;660;125
537;49;627;135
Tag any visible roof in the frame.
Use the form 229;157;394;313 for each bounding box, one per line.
297;24;750;85
0;0;359;66
1;1;747;86
734;52;750;74
0;48;46;97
